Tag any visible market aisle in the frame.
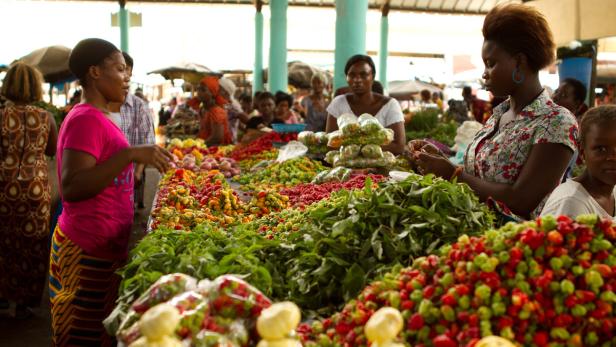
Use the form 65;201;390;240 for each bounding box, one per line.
0;167;161;347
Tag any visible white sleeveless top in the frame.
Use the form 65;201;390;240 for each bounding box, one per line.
326;95;404;128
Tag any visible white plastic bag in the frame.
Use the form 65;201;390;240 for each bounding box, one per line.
276;141;308;163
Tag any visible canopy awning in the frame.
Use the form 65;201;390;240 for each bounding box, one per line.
528;0;616;46
41;0;521;15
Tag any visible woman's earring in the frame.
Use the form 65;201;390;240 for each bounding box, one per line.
512;68;525;84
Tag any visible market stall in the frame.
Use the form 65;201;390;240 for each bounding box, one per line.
104;112;616;347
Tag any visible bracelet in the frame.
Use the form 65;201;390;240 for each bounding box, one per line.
450;166;463;181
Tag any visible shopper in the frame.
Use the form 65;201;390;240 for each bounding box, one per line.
302;73;329;132
274;91;301;124
49;38;172;346
553;78;588;119
0;62;58;318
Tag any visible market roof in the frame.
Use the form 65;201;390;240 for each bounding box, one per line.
50;0;523;15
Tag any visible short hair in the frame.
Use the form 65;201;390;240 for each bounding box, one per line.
344;54;376;77
275;91;294;106
122;52;134;69
69;38;119;86
239;93;252;103
1;62;44;103
256;91;275;103
562;78;587;103
372;81;384;94
420;89;431;100
311;73;326;84
462;86;472;95
579;105;616;146
482;3;555;72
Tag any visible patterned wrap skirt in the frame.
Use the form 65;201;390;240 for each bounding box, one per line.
49;226;124;347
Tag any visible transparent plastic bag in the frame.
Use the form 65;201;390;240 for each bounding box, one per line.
131;274;198;314
358;113;383;134
297;131;317;146
192;330;239;347
312;170;329;184
337;113;360;136
276;141;308;163
315;132;329;145
117;310;142;345
326;167;352;182
327;131;343;148
340;145;361;161
199;275;272;320
168;291;208;339
361;144;384;159
324;151;339;165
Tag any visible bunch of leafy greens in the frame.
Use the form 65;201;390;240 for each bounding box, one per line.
283;174;494;312
116;174;494;318
405;108;458;146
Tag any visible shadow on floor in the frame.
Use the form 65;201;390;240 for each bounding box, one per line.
0;168;160;347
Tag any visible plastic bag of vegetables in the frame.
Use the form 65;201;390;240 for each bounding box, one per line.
326;167;352;182
312;170;330;184
199;275;272;320
131;274;198;314
358;113;383;134
297;131;317;146
327;130;343;148
339;145;361;161
361;144;384;159
337;113;360;136
324;150;339;165
191;330;239;347
314;132;329;145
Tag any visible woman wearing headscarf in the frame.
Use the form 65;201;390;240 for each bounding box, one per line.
408;4;578;220
197;76;233;145
0;63;57;318
49;38;172;346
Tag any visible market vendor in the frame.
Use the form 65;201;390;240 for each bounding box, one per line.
325;55;406;155
246;91;280;130
197;76;233;146
408;3;578;220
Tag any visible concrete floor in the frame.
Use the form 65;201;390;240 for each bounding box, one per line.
0;164;161;347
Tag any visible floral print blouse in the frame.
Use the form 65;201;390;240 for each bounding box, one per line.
463;90;578;217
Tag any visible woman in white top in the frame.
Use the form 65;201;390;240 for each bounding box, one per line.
542;106;616;219
326;55;406;154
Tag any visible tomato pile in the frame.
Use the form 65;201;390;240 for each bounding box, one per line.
228;132;297;161
280;174;386;208
298;214;616;347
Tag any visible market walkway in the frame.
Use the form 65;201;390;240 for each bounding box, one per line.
0;166;161;347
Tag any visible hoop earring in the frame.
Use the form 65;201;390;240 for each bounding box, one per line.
512;68;525;84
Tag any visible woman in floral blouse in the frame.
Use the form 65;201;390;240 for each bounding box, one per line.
408;3;578;219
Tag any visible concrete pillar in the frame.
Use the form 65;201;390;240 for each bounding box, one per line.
378;2;390;91
119;1;129;52
253;0;265;93
334;0;368;90
268;0;288;93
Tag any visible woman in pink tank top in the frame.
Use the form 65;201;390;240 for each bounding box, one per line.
49;38;172;347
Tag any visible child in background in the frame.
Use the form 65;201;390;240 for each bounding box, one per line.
541;105;616;219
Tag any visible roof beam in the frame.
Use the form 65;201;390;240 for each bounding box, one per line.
41;0;497;14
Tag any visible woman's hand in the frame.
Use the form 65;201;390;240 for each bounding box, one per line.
406;140;455;178
130;145;173;173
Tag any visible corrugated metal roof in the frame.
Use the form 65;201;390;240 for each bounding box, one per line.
50;0;522;15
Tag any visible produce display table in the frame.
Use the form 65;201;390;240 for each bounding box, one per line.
106;133;616;347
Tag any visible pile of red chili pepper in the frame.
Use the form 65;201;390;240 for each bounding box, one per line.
280;174;386;208
228;132;297;161
298;214;616;347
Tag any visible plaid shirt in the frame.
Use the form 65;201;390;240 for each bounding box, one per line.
120;93;155;146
